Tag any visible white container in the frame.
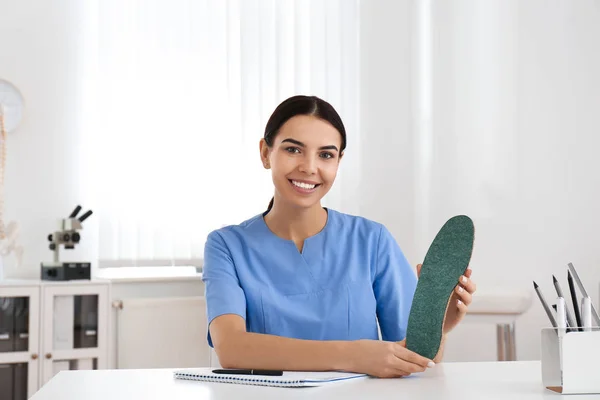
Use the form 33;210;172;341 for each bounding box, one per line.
541;327;600;394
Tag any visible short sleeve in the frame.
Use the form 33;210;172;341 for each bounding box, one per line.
372;225;417;342
202;230;247;347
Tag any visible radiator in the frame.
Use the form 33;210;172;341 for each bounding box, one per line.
115;296;219;369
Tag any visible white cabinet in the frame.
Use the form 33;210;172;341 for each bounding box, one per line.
0;279;109;398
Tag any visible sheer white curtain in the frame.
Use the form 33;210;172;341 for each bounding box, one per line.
84;0;360;267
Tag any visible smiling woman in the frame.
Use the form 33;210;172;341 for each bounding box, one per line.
200;95;477;378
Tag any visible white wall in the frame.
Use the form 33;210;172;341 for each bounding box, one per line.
359;0;600;361
358;1;418;261
509;0;600;359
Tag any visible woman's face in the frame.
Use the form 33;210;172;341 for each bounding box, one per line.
260;115;343;210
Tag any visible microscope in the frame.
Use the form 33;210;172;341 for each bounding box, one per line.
41;205;93;281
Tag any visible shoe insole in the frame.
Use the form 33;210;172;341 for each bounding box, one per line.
405;215;475;360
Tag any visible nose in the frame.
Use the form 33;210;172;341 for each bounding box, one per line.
298;154;317;175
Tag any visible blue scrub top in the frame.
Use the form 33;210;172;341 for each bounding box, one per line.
202;208;417;347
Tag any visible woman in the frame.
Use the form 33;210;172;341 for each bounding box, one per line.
202;95;476;378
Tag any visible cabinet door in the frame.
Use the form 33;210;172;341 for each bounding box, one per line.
41;284;108;386
0;286;40;399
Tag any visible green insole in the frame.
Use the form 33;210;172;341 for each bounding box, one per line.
405;215;475;360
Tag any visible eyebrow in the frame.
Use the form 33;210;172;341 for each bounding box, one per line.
281;138;339;152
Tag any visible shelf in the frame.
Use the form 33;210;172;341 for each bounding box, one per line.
95;266;202;283
0;279;110;287
40;279;111;287
0;280;42;288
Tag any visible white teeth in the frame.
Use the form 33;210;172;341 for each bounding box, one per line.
292;180;316;189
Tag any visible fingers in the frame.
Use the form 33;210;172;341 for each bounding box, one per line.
453;270;476;307
455;284;473;306
392;343;434;372
381;363;412;378
416;263;422;278
458;272;476;294
374;342;435;379
394;359;428;375
456;297;469;314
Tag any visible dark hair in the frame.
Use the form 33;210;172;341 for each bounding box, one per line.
263;95;347;213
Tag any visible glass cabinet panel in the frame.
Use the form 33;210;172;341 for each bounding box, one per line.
53;295;98;350
74;295;98;349
0;297;29;353
0;362;28;400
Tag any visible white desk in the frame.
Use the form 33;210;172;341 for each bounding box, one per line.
29;361;600;400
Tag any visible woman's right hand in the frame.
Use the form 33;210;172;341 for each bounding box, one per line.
346;339;435;378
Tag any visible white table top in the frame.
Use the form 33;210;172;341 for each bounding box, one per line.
29;361;600;400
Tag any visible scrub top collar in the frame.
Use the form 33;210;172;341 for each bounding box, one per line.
257;207;332;254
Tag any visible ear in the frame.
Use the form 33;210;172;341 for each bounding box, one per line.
259;138;271;169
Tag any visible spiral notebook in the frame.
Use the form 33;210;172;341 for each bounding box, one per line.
173;368;367;388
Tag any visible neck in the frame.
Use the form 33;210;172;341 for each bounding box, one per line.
264;198;328;242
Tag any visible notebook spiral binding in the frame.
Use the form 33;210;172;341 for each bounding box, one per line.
174;372;305;387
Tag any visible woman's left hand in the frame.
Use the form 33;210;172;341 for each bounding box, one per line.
416;264;477;335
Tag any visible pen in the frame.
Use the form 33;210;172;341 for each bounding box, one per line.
212;369;283;376
567;270;583;331
567;263;600;326
556;297;566;369
534;281;558;329
556;297;567;333
581;297;592;332
552;304;571;330
552;275;576;332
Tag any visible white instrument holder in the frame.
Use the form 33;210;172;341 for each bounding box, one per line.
541;327;600;394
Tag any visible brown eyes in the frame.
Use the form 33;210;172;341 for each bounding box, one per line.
285;146;301;154
284;147;335;159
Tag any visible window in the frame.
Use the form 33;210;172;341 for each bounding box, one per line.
83;0;360;267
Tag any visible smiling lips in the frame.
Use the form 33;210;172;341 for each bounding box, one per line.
289;179;321;194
